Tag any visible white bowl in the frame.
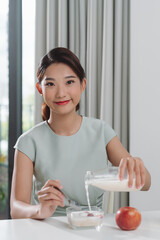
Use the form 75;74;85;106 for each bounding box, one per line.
66;206;104;231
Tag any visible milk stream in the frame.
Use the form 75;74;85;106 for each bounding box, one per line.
85;182;91;211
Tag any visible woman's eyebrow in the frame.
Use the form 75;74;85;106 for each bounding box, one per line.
44;76;77;81
45;77;55;81
65;75;77;79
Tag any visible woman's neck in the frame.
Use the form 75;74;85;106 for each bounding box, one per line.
47;111;82;136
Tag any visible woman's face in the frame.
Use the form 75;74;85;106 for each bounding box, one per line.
40;63;86;116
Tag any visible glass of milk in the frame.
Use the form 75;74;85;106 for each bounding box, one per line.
85;166;142;192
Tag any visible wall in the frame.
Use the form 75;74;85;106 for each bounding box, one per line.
129;0;160;210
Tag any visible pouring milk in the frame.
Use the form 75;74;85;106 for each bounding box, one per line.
85;167;142;211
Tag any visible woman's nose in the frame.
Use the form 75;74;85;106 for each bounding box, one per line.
56;85;66;98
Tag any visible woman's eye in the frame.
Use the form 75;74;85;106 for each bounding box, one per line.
46;82;54;86
67;80;74;85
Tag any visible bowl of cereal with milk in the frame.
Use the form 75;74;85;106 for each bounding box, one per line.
66;206;104;231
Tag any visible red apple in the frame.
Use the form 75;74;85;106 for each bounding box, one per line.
115;206;141;230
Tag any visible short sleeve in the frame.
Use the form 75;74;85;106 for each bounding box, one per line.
103;122;116;146
14;133;36;162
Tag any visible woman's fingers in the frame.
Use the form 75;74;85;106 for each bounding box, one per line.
37;179;65;207
138;158;146;187
118;158;127;180
38;191;64;202
44;199;65;208
119;157;145;188
42;179;63;190
134;158;141;188
38;190;65;207
140;167;145;187
36;180;66;219
126;157;134;188
38;195;64;208
38;186;64;200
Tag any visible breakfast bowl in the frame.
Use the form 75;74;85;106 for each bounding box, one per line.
66;206;104;231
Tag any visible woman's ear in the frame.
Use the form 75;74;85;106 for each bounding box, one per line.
81;78;87;93
36;82;42;94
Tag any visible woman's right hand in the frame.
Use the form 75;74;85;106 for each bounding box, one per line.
37;179;65;219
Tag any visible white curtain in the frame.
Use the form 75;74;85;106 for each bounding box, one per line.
35;0;130;213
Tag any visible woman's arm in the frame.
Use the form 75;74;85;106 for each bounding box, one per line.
10;149;40;219
106;136;151;191
10;150;64;219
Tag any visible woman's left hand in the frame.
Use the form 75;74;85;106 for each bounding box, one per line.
118;157;146;189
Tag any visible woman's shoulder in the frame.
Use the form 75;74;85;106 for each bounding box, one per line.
18;121;47;140
83;116;110;128
14;122;47;161
83;116;116;142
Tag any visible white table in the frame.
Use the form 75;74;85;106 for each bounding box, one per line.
0;211;160;240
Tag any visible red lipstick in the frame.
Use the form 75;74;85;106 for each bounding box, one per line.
55;100;70;105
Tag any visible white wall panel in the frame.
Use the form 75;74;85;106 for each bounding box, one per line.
129;0;160;210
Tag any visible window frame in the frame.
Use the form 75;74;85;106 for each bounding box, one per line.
8;0;22;218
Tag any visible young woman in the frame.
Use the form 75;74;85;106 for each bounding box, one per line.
10;47;151;219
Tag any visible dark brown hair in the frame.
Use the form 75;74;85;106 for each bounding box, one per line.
37;47;86;120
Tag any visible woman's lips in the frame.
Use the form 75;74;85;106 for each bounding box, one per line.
55;100;70;105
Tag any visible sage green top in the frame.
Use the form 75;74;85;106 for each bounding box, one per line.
14;116;116;216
